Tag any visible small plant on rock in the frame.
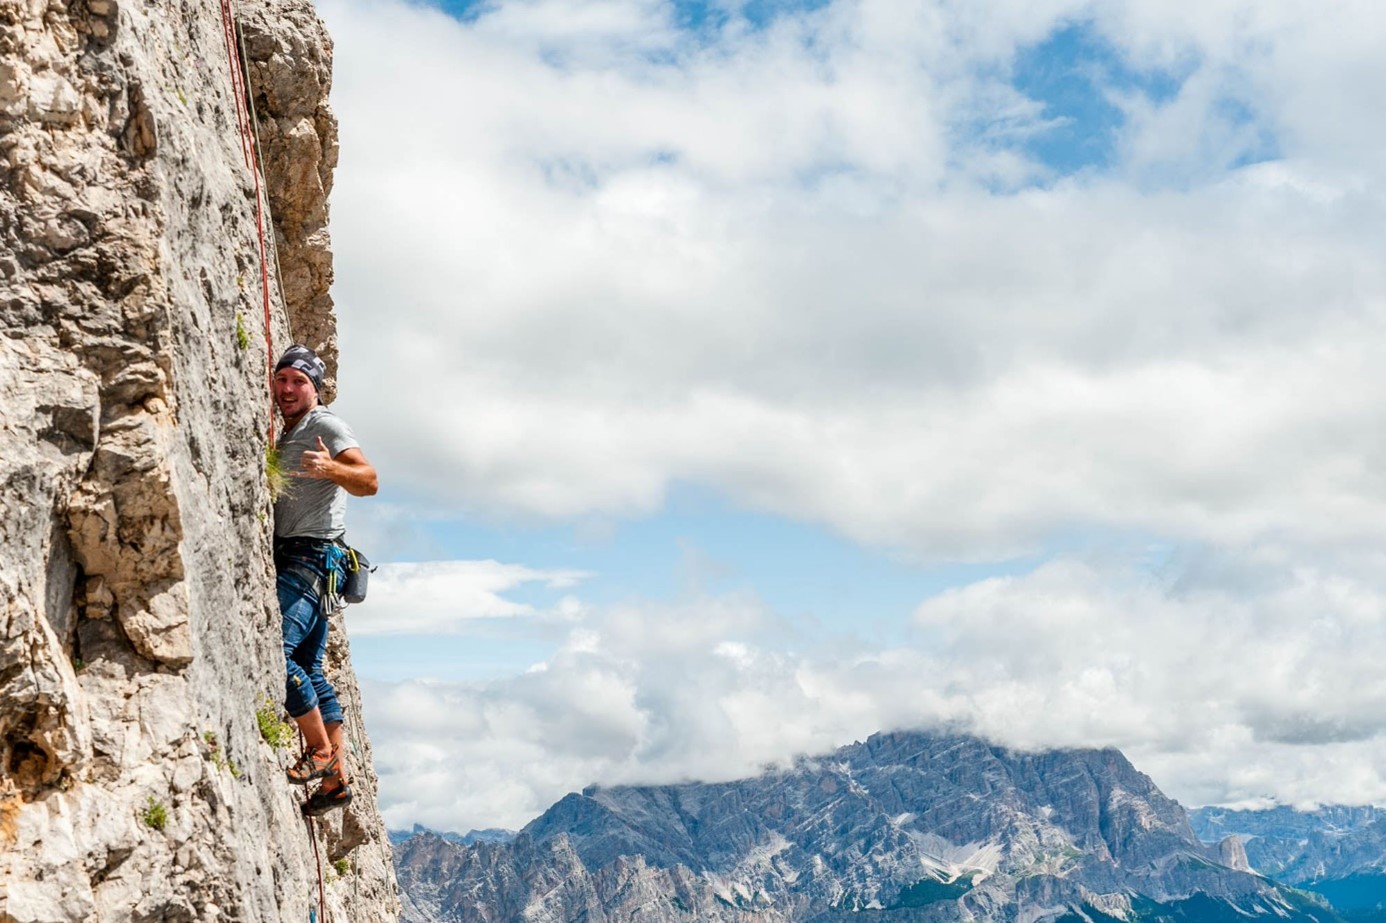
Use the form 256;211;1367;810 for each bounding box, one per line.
255;700;294;750
142;796;168;831
333;858;351;878
264;444;288;502
204;730;238;776
235;312;251;350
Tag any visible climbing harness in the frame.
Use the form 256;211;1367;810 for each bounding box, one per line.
274;537;334;603
273;537;370;611
272;538;354;616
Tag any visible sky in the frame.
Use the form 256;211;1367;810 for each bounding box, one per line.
310;0;1386;834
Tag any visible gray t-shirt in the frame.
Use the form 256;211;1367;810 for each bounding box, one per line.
273;405;360;540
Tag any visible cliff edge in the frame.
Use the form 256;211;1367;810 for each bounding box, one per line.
0;0;398;918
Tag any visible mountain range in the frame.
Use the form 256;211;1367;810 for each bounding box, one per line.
1191;806;1386;922
394;730;1341;922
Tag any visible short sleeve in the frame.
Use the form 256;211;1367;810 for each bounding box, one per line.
318;412;360;458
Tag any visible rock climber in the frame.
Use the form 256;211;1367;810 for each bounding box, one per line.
271;344;378;816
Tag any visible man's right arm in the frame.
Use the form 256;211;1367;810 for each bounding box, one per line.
329;447;378;497
295;437;379;497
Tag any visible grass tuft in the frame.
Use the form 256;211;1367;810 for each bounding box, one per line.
235;312;251;350
142;796;168;831
265;444;288;502
203;730;241;777
256;699;295;750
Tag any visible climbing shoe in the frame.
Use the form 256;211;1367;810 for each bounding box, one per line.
301;781;353;817
286;747;339;785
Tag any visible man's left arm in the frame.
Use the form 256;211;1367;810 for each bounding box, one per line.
298;437;379;497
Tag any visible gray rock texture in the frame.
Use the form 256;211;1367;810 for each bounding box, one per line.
238;0;340;398
395;731;1335;923
0;0;396;918
1192;805;1386;884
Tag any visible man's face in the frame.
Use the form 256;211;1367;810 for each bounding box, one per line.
274;368;318;419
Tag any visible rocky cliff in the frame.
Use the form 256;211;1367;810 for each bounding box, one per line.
0;0;397;918
1193;806;1386;920
394;731;1336;923
1192;806;1386;883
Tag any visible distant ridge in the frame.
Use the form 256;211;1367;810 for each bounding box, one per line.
395;729;1339;922
1193;805;1386;921
390;825;517;848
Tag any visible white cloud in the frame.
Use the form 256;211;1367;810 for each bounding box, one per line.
365;547;1386;832
317;0;1386;831
325;0;1386;560
915;548;1386;751
347;560;591;635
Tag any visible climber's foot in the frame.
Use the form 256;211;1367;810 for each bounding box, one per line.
286;747;339;785
301;780;353;816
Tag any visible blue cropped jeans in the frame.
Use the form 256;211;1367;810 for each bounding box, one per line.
276;544;345;725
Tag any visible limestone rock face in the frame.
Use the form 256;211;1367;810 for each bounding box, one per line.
1217;834;1251;873
238;0;341;399
0;0;397;919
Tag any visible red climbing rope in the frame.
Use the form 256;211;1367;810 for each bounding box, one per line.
297;728;331;923
217;0;277;445
306;813;330;923
217;0;251;169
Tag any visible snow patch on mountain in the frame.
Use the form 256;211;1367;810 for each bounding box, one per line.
907;831;1004;883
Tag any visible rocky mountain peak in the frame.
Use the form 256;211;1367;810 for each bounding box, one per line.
395;729;1335;922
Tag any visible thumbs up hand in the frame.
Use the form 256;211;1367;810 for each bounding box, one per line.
296;436;334;480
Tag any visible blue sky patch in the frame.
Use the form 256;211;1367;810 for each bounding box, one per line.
1217;97;1281;169
427;0;487;23
424;0;831;31
1010;21;1186;175
673;0;831;30
350;482;1058;681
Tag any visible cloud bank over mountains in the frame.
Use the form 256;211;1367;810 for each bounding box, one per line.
365;545;1386;831
317;0;1386;831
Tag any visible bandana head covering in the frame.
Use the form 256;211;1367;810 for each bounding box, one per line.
274;344;326;393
